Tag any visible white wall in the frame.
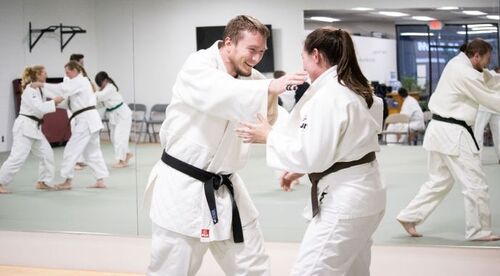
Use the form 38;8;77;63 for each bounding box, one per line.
352;36;397;84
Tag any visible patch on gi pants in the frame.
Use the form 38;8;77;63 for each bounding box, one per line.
201;228;210;238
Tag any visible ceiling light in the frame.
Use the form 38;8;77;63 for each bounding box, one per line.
462;10;487;16
412;16;436;21
486;15;500;20
437;7;459;10
309;16;340;23
351;7;374;11
400;32;433;37
457;30;497;35
378;11;409;17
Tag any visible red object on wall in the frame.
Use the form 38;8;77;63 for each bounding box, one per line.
12;78;71;146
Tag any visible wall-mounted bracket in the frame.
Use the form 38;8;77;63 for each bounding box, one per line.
59;23;86;52
29;22;58;52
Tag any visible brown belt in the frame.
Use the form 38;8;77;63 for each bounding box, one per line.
308;152;376;217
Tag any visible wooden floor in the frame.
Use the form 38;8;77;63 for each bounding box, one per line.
0;266;141;276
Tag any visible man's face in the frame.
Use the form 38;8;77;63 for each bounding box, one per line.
65;67;79;79
226;30;267;77
472;52;491;72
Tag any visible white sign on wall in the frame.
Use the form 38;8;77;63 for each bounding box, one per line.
352;36;397;85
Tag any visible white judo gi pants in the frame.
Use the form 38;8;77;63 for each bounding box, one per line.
109;117;131;162
61;129;108;180
0;133;54;185
397;150;492;240
474;110;500;160
147;219;270;276
291;208;384;276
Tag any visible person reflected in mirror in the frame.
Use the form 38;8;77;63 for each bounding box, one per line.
386;87;425;143
236;27;385;276
144;15;307;276
473;66;500;164
31;61;109;190
94;71;133;168
0;65;64;194
397;39;500;241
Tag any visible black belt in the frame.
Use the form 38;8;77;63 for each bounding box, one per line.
106;102;123;112
69;106;96;122
308;152;376;218
161;151;244;243
432;114;479;151
20;114;43;127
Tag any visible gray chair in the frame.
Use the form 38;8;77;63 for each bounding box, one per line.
380;113;411;145
128;103;148;143
146;104;168;143
100;111;111;141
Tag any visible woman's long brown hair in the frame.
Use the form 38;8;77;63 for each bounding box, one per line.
304;27;373;107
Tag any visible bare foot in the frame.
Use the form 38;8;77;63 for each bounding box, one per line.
471;234;500;241
0;184;11;194
125;153;133;163
35;182;54;191
87;180;106;189
397;219;422;237
112;161;128;168
54;182;72;190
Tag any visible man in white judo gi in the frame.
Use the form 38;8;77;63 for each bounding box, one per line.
397;39;500;241
144;15;306;275
386;87;425;144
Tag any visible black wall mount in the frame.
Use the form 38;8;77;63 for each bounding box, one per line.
29;22;87;52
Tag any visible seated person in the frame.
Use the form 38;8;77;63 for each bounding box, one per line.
387;87;425;143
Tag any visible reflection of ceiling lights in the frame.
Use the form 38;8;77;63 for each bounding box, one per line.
468;24;493;28
378;11;409;17
457;30;497;35
400;32;434;36
437;6;459;10
309;16;340;23
486;15;500;20
351;7;374;11
462;10;487;16
412;16;436;21
470;27;498;31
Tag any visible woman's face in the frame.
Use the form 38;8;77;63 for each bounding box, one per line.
301;48;321;82
65;67;79;79
36;68;47;82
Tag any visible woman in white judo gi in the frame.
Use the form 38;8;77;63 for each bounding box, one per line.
144;15;306;276
94;71;133;168
0;66;64;194
32;61;109;190
397;39;500;241
237;27;386;276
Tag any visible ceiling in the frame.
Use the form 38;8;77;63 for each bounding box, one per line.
304;7;499;24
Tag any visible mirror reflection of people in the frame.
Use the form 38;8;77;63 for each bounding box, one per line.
94;71;133;168
397;39;500;241
144;15;306;275
0;66;64;194
386;87;425;143
237;27;385;276
32;61;109;190
474;67;500;164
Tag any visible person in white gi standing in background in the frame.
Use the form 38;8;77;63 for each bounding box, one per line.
144;15;306;276
386;87;425;143
237;27;386;276
0;65;64;194
32;61;109;190
94;71;133;168
397;39;500;241
474;68;500;163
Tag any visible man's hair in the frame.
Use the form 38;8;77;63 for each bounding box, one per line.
398;87;409;98
273;70;285;79
70;53;84;62
460;38;492;58
222;15;270;44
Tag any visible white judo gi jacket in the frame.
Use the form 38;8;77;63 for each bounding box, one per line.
400;96;425;131
44;74;103;134
424;52;500;155
266;66;386;219
15;86;56;139
95;83;132;126
145;41;272;242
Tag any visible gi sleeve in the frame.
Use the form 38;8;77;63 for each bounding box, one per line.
460;74;500;113
23;88;56;115
95;84;116;103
